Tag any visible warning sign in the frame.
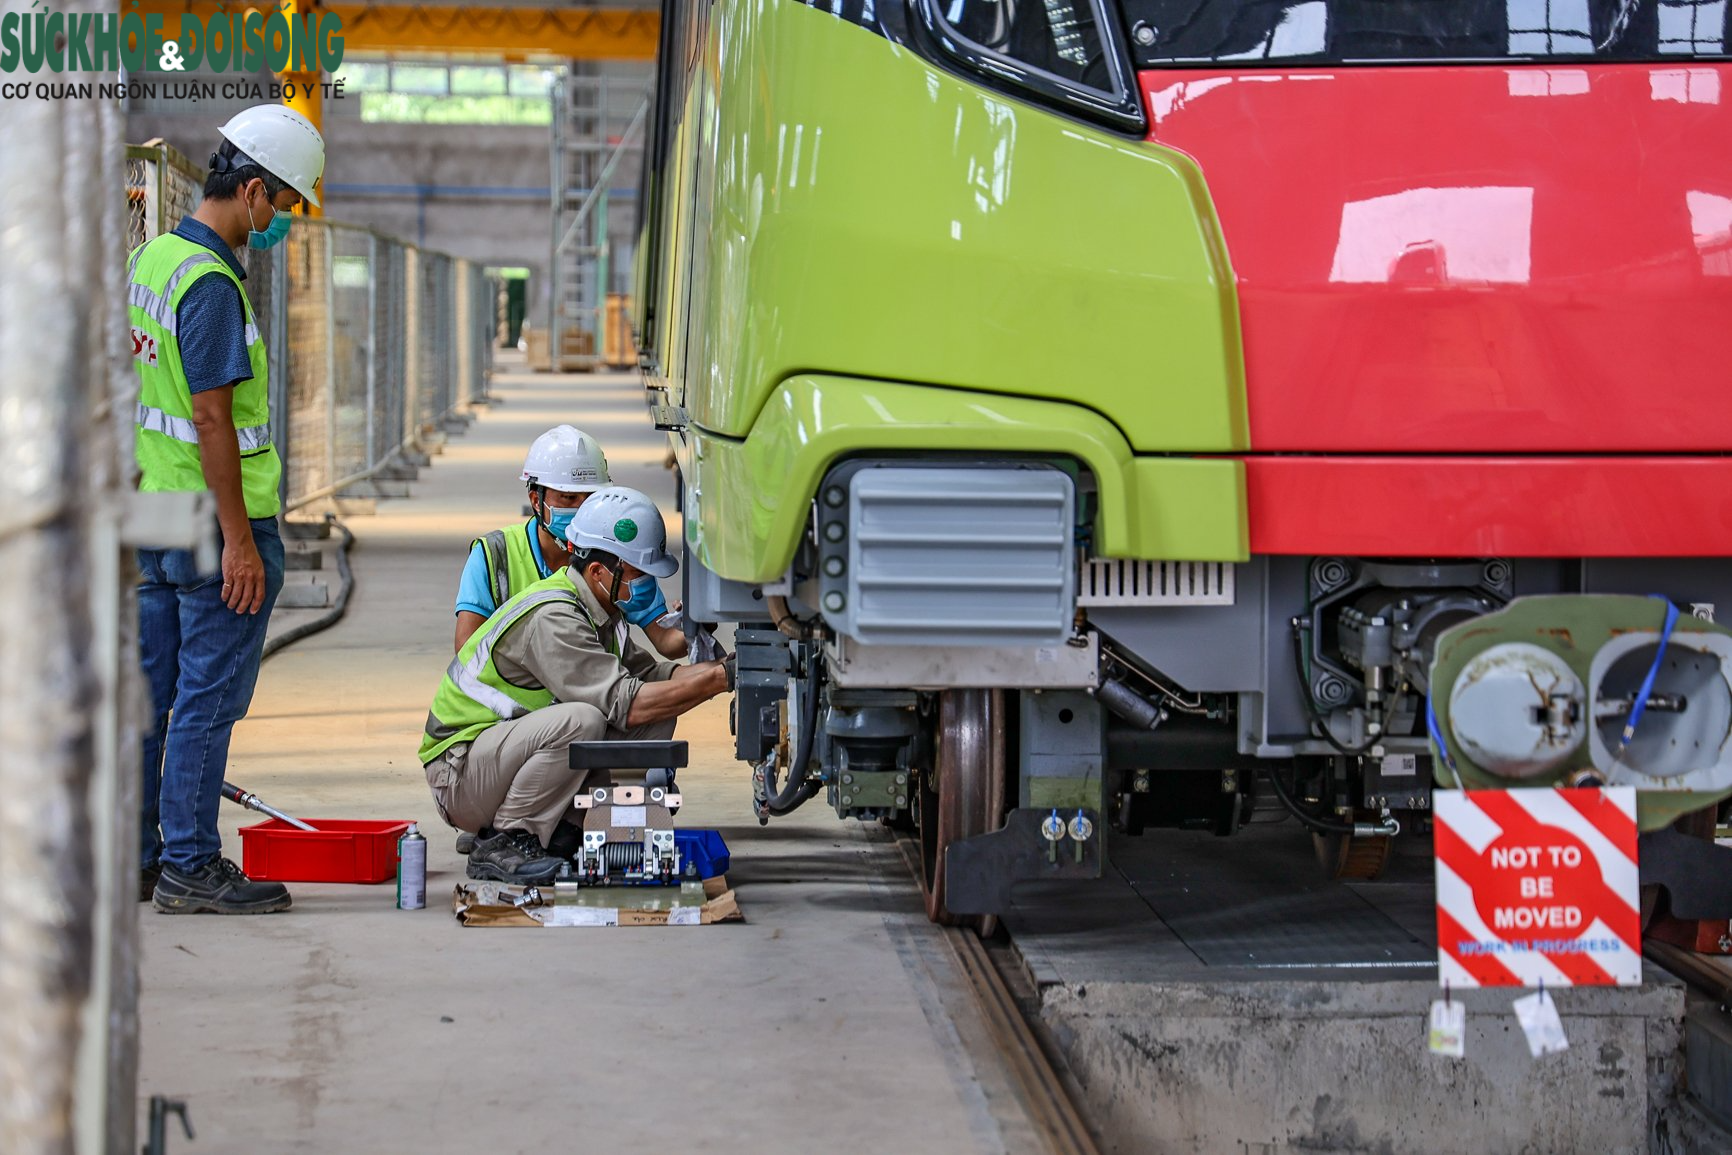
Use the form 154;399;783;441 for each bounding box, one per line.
1434;787;1641;987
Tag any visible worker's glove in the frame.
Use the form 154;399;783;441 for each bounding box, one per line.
722;652;737;692
618;575;671;627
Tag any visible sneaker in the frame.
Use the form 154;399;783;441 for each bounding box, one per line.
466;828;566;884
153;857;292;915
455;830;476;855
139;862;163;903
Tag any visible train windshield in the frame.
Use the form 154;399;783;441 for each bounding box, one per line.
1125;0;1732;64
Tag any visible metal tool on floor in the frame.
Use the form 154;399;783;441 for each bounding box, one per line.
142;1094;194;1155
221;782;317;832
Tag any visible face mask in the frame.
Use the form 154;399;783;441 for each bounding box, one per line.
542;506;578;540
246;189;293;251
617;575;669;626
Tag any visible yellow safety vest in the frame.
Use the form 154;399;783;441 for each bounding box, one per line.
420;570;620;763
128;232;280;519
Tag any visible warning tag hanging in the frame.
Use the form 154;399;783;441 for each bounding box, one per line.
1434;787;1642;988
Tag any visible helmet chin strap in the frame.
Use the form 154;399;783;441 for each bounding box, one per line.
530;486;551;534
581;558;625;606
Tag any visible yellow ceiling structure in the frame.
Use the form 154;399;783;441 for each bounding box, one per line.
139;3;660;61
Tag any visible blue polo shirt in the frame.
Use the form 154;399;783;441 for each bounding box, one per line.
454;518;554;617
169;217;254;396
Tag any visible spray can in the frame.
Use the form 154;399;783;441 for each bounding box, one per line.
397;822;427;910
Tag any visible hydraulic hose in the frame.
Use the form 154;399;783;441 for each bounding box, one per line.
761;664;822;816
767;594;806;640
1262;765;1357;835
1263;766;1397;838
1290;620;1376;757
262;517;355;661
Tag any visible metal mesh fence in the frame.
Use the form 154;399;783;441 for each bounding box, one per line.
123;141;494;511
124;141;202;254
283;221;333;504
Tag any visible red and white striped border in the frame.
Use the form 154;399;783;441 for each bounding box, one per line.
1435;787;1642;988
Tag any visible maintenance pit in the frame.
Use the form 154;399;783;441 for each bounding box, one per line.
1007;825;1693;1154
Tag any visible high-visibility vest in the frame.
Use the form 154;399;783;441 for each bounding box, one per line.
472;519;549;612
419;569;621;764
128;233;280;519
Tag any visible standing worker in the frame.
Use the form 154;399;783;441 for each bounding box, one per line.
132;105;323;914
421;488;732;883
454;425;687;660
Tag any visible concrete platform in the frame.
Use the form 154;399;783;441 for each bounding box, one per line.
1007;824;1695;1154
138;360;1052;1153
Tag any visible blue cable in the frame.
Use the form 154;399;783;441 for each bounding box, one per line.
1425;693;1457;774
1621;595;1681;750
1429;595;1680;773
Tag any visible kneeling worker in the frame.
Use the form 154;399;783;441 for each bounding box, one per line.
454;424;686;660
419;487;731;883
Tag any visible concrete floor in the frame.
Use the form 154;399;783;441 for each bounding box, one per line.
138;361;1043;1153
1011;826;1690;1153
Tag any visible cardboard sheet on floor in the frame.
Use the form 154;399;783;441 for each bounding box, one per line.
451;875;741;927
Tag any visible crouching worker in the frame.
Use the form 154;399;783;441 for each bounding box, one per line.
418;487;731;884
454;424;686;660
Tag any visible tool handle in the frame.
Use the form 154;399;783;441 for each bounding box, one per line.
221;782;317;832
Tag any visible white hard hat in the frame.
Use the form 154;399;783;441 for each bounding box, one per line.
218;104;325;207
565;487;678;578
521;425;611;493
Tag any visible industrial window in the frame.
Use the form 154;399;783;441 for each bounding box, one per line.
330;58;559;124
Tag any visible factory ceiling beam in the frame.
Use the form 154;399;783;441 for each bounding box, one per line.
139;3;660;61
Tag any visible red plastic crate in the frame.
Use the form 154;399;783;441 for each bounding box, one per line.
239;819;413;884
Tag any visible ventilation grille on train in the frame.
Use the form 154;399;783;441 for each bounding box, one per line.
818;465;1076;647
1077;560;1236;607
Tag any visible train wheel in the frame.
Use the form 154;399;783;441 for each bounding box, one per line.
918;689;1007;934
1314;827;1393;880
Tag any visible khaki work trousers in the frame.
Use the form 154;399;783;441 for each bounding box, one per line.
436;702;676;846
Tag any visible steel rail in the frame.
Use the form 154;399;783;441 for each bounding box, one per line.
1645;938;1732;1004
894;836;1100;1155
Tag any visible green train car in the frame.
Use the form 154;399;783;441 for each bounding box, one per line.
635;0;1732;924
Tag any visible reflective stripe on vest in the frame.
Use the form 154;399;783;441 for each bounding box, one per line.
473;519;556;615
135;401;271;450
421;572;620;759
421;586;579;750
477;529;512;610
129;282;177;332
446;587;574;721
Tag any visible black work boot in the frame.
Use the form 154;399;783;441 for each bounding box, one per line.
466;828;566;884
153;857;292;914
139;862;163;903
545;819;584;862
455;831;476;855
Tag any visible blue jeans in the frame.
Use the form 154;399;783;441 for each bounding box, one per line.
138;518;284;872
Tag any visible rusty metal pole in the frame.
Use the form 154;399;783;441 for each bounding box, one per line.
0;4;139;1149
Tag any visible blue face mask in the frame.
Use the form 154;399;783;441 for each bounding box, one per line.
246;192;293;251
542;506;578;539
618;575;669;626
